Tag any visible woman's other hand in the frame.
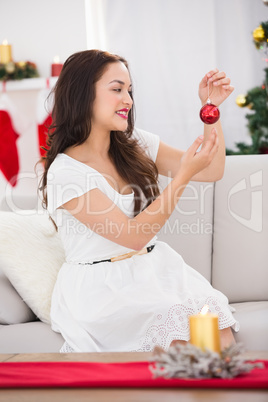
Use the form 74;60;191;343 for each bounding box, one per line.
178;128;219;181
198;69;234;107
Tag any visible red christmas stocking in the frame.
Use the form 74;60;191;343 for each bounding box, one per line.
36;83;53;158
38;114;52;157
0;110;20;187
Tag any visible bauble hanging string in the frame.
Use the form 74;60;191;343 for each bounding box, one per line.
199;80;220;125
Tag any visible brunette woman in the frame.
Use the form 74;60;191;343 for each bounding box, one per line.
40;50;239;353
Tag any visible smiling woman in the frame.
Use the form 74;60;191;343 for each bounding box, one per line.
38;49;239;354
41;50;159;212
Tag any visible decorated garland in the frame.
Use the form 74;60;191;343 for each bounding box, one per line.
150;342;264;379
0;60;39;81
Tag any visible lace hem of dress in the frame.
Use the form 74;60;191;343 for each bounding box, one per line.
59;296;239;353
60;341;76;353
133;296;239;352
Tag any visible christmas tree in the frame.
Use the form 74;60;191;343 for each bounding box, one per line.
226;21;268;155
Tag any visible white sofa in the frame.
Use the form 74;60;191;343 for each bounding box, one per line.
0;155;267;353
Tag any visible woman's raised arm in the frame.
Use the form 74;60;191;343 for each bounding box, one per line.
155;69;234;182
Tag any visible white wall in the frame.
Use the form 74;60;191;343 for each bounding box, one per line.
86;0;267;150
0;0;87;205
0;0;87;77
0;0;267;206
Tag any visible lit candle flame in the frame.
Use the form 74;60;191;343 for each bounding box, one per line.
200;304;209;315
2;39;8;45
53;55;60;64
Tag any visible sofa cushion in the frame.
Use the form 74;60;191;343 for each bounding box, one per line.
157;176;214;282
0;321;64;353
0;211;65;324
0;266;36;324
231;301;268;351
212;155;268;303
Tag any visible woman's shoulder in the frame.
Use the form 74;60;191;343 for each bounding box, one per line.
48;153;89;174
47;154;99;187
48;153;69;172
46;154;99;214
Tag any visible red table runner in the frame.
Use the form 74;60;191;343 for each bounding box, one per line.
0;360;267;389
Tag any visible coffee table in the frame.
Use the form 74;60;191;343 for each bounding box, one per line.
0;351;267;402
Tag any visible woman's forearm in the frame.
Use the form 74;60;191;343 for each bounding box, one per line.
201;119;226;180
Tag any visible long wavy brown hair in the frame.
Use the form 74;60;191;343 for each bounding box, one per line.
39;50;160;218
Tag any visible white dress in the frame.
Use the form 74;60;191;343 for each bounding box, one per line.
47;127;239;353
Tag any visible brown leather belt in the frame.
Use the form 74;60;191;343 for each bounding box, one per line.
79;245;155;265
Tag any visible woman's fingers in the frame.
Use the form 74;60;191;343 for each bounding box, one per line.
208;71;234;93
208;71;226;83
222;84;234;91
199;128;219;159
209;129;219;156
206;128;218;148
199;68;234;105
180;130;219;180
188;129;218;159
200;69;221;88
206;68;219;79
188;135;204;156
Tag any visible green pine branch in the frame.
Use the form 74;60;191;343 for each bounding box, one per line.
226;65;268;155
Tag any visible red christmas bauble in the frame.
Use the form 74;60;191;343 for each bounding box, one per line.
200;103;220;124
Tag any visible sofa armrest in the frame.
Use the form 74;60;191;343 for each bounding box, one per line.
0;266;36;325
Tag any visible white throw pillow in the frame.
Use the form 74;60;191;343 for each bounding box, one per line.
0;211;65;324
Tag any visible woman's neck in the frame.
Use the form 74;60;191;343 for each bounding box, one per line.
83;129;110;158
66;128;111;162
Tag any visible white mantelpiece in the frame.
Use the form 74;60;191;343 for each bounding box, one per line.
0;77;58;93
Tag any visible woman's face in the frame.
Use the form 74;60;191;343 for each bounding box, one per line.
91;61;133;133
